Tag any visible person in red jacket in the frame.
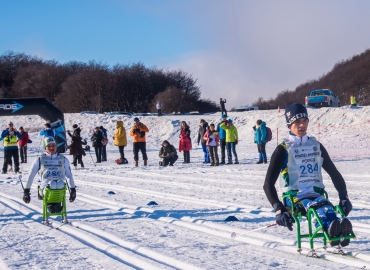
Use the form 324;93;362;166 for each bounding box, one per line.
18;126;29;163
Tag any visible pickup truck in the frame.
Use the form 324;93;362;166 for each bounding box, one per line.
305;89;340;107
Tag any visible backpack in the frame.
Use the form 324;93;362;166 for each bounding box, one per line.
265;127;272;142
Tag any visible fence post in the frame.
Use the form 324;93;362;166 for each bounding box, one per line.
318;123;320;142
276;128;279;146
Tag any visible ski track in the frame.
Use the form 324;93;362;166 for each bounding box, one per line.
2;110;370;269
4;190;370;270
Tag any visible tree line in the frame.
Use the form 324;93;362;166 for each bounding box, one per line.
0;51;219;113
252;49;370;109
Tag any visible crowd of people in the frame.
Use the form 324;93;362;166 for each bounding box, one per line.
9;101;353;248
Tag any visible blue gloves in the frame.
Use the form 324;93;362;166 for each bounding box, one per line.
273;202;295;231
338;190;352;216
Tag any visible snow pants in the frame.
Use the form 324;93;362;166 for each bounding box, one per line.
219;139;226;163
201;142;210;163
133;142;148;161
3;149;19;173
226;142;238;162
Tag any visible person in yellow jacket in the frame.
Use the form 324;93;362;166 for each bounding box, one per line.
1;121;22;174
350;94;357;107
220;119;239;164
129;117;149;166
113;120;127;164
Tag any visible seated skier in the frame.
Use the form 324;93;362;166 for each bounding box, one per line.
263;103;353;247
22;137;76;212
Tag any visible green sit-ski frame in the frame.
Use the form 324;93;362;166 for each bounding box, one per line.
282;190;356;253
39;184;68;224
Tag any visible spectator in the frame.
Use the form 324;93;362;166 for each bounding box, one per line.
217;114;227;164
129;117;149;167
220;98;227;117
179;121;192;163
40;123;54;138
156;101;162;117
159;140;178;166
350;94;357;107
255;119;267;164
72;124;81;136
113;120;127;164
18;126;29;163
220;119;239;164
1;122;22;174
203;123;220;166
91;127;103;163
67;128;87;169
100;126;108;161
197;119;210;164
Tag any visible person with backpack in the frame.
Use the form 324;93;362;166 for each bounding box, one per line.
255;119;268;164
263;103;353;247
217;114;227;164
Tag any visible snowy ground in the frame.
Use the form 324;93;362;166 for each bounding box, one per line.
1;107;370;269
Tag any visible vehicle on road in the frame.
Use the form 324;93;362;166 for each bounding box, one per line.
305;89;340;107
235;105;259;112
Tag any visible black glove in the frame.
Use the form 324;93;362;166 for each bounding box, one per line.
273;202;294;231
69;188;76;202
23;188;31;204
338;191;352;216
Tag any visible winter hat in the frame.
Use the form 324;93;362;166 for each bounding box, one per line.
221;114;227;118
72;124;78;128
285;103;308;127
99;126;104;129
43;136;56;149
162;140;170;146
227;119;233;123
19;126;24;130
7;121;13;125
134;117;139;121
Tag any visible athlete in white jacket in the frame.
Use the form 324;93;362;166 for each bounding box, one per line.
23;137;76;203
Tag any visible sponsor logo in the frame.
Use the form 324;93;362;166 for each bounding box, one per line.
298;179;320;183
287;113;308;125
295;152;320;158
302;158;315;164
0;101;24;113
295;149;299;153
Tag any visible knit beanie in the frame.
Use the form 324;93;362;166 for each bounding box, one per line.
285;103;308;127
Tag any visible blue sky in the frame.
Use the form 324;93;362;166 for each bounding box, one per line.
1;1;370;107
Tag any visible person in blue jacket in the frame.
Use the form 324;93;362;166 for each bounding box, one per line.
40;123;54;138
255;119;267;164
100;126;108;162
217;114;227;164
1;121;22;174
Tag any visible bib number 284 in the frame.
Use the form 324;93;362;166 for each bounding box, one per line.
300;163;318;174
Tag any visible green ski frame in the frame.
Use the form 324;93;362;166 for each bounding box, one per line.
282;190;356;253
38;184;68;224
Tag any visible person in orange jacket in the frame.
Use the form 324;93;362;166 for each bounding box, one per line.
129;117;149;166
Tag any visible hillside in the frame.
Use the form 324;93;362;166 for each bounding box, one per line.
253;49;370;109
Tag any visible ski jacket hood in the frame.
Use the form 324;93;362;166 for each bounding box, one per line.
114;121;127;146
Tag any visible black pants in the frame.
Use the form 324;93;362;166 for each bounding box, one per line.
208;146;219;165
158;109;162;116
257;143;266;154
219;139;226;162
3;149;19;173
183;150;190;163
19;146;27;162
95;146;102;162
118;146;125;160
102;145;107;161
162;155;178;166
221;107;227;117
73;154;84;167
133;142;148;161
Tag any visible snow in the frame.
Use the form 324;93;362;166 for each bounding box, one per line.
0;106;370;269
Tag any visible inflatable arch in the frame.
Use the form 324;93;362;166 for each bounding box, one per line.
0;98;66;153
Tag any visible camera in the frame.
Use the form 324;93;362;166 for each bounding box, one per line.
135;128;140;133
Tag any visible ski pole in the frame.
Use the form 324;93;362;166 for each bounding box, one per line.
65;179;71;194
231;223;277;238
18;175;24;191
88;149;96;167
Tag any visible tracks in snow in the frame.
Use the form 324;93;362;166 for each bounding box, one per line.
75;191;370;269
0;191;202;270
